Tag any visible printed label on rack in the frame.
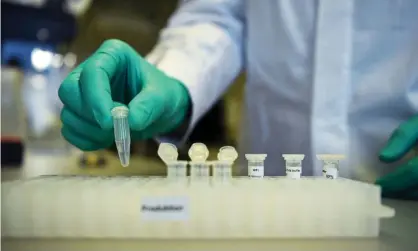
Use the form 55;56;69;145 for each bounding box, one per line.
324;164;338;179
249;165;264;177
140;196;189;221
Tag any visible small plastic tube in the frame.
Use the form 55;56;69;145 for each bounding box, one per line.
317;154;345;179
282;154;305;179
188;143;210;178
111;106;130;167
213;146;238;181
245;154;267;178
158;143;188;179
212;161;231;180
166;161;189;179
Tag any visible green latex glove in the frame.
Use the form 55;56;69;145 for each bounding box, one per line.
377;115;418;200
58;39;191;151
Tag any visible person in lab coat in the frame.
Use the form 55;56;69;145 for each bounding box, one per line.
58;0;418;200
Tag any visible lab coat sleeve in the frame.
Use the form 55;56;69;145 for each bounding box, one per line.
146;0;245;144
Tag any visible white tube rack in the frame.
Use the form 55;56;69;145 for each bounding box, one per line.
1;176;394;239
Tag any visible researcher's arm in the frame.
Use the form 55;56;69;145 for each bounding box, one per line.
147;0;245;141
58;0;244;151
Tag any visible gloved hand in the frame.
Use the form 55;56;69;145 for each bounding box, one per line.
377;115;418;200
58;39;191;151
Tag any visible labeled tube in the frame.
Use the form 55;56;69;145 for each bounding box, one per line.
317;154;345;179
282;154;305;179
111;106;130;167
245;154;267;178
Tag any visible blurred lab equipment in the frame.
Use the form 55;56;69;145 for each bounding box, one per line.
1;67;26;166
2;0;87;155
1;1;78;46
79;151;107;168
23;71;71;152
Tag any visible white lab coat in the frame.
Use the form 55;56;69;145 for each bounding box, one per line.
147;0;418;181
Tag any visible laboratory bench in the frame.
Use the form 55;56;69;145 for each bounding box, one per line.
2;151;418;251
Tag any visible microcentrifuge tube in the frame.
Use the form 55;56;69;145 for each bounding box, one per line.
213;146;238;180
166;161;188;179
245;154;267;178
158;143;187;178
111;106;130;167
317;154;345;179
282;154;305;179
188;143;210;178
157;143;179;163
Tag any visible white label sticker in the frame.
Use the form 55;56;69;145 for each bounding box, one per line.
286;167;301;179
325;165;338;179
249;166;264;177
140;196;189;221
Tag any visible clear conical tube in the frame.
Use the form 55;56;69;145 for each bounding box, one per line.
111;106;130;167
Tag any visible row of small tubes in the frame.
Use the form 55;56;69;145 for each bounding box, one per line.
158;143;345;180
158;143;237;179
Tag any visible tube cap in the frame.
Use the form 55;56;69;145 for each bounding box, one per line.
282;154;305;161
111;106;129;118
158;143;178;163
245;154;267;161
188;143;209;162
218;146;238;162
317;154;345;161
